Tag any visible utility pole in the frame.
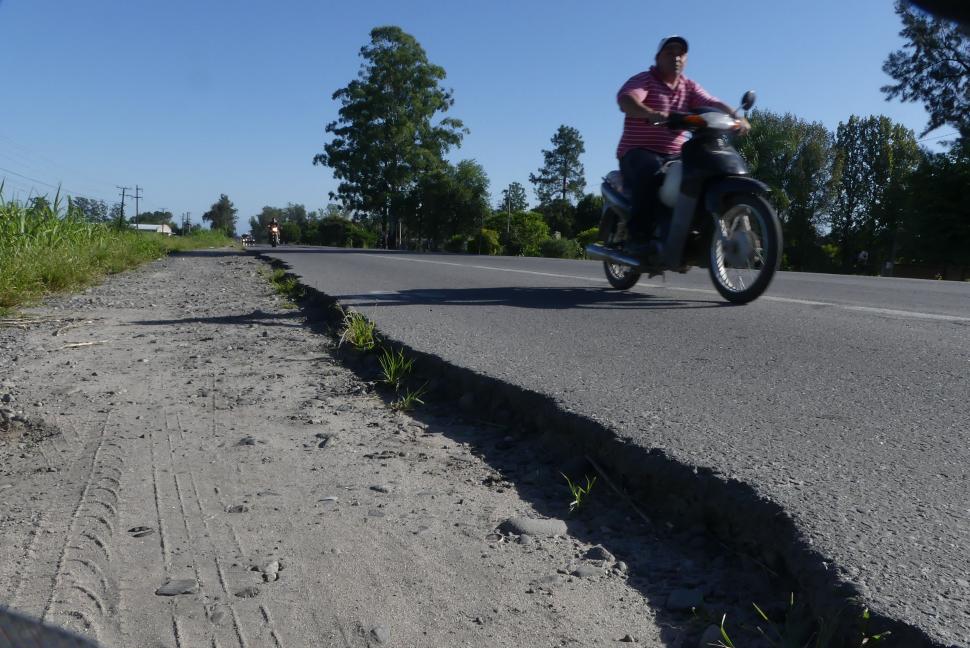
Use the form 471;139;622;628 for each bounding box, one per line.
116;186;131;228
505;193;512;234
132;185;142;222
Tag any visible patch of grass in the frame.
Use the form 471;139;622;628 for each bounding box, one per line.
391;383;428;411
378;346;414;391
0;189;233;314
338;308;377;351
562;473;597;513
714;597;891;648
267;268;303;307
714;613;736;648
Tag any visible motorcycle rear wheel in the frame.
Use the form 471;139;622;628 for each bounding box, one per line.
707;193;781;304
603;261;641;290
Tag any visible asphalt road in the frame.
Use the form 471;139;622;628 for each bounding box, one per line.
261;246;970;645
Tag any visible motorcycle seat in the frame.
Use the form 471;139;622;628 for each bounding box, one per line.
607;160;678;199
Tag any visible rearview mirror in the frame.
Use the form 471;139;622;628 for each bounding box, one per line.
741;91;756;111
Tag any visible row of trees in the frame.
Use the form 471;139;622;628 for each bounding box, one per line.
736;111;958;273
69;195;232;237
310;26;600;258
308;6;967;273
736;1;970;275
76;4;968;273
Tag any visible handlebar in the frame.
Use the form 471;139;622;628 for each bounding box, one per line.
662;111;742;132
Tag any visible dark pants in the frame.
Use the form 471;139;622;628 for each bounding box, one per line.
620;148;674;240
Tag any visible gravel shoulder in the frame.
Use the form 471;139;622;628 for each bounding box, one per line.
1;250;801;647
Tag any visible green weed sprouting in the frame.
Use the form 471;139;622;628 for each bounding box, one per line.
715;612;736;648
338;309;377;351
391;382;428;412
378;346;414;391
562;473;597;513
267;268;303;306
711;596;893;648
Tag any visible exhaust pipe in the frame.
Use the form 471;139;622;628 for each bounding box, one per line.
585;243;641;268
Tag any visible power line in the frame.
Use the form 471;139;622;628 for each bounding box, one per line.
0;165;116;203
0;132;119;192
917;131;959;143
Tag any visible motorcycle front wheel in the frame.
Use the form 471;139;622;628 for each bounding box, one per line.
708;194;781;304
603;261;641;290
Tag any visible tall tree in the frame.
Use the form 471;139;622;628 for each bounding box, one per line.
202;194;238;236
530;125;585;240
249;206;284;242
574;194;604;233
498;181;528;213
899;146;970;269
108;202;124;227
313;26;467;246
134;209;175;226
882;1;970;143
529;125;586;206
409;159;490;247
830;115;920;270
70;197;109;223
738;110;834;270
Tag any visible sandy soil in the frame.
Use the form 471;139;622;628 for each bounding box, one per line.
0;250;779;648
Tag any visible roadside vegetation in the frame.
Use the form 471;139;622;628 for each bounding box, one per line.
0;190;234;316
331;305;428;411
265;267;304;308
710;597;889;648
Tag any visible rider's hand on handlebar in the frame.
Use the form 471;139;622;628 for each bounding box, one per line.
735;116;751;136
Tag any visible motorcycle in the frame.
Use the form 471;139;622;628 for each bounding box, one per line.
586;91;782;304
269;225;281;248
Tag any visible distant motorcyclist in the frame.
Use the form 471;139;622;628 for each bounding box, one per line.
267;218;281;245
616;35;750;255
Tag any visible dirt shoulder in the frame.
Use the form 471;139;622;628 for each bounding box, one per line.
0;250;783;648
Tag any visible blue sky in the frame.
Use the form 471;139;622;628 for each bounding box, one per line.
0;0;953;233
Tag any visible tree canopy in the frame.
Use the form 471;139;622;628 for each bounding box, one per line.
882;1;970;141
313;26;467;245
738;110;834;270
71;197;109;223
830;115;920;270
202;194;238;236
529;125;586;206
498;181;528;213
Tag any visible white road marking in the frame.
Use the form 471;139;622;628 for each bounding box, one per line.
369;255;970;323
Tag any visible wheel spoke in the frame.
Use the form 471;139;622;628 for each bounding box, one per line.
711;203;771;294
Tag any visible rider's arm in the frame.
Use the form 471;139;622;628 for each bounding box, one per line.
618;94;668;124
617;74;667;124
688;81;750;134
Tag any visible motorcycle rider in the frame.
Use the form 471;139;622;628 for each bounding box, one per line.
267;217;281;243
616;35;750;256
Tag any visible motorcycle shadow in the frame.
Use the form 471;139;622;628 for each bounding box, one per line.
339;286;726;311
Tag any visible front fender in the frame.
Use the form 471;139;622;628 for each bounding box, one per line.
704;176;770;215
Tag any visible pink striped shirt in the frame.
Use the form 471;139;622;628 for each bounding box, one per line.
616;66;722;159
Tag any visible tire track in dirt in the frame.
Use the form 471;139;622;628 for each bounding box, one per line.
41;411;120;644
179;377;282;648
159;404;253;648
1;413;97;616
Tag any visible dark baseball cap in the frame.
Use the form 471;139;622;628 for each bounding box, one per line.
656;35;688;55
